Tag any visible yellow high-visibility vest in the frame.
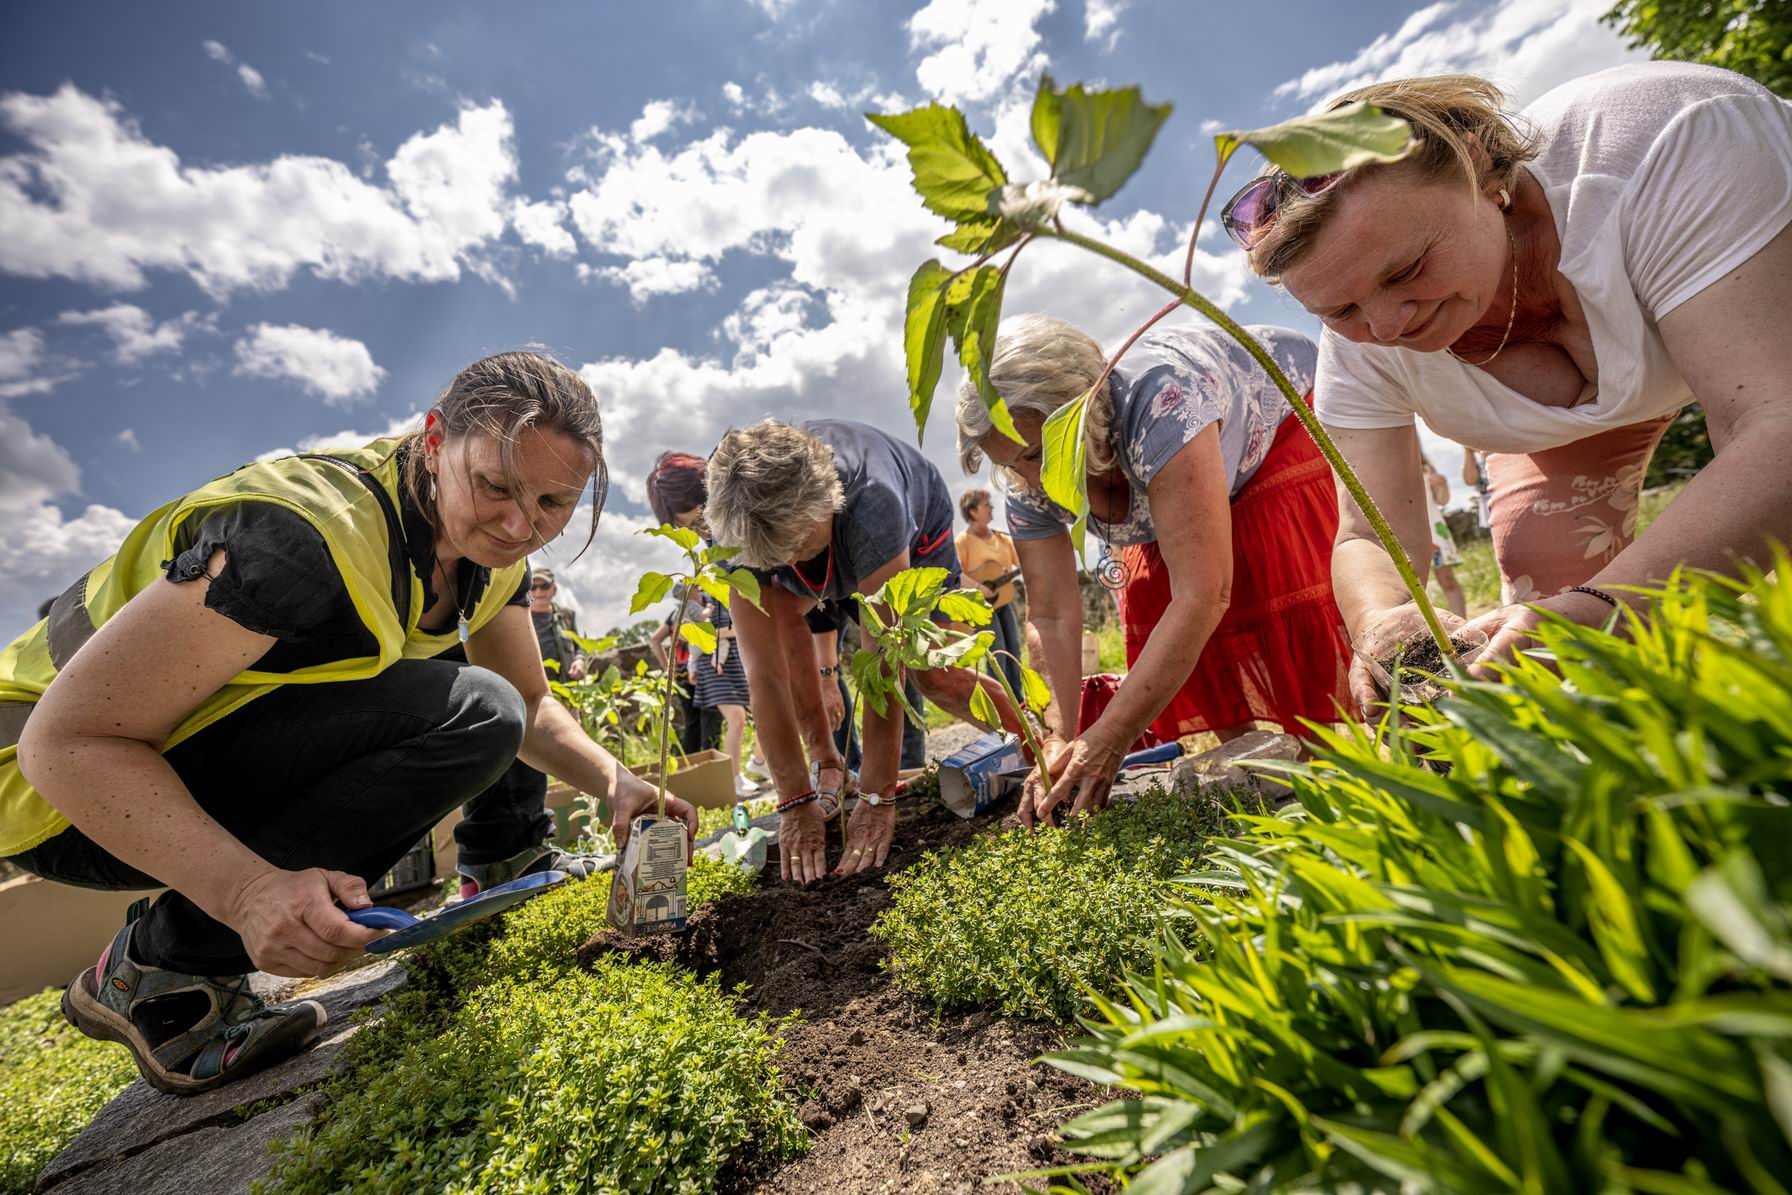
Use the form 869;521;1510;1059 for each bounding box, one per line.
0;438;527;856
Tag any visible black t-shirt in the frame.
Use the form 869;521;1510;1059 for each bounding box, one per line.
760;420;956;605
162;455;527;673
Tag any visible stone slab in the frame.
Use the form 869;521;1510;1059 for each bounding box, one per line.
37;959;405;1192
48;1094;322;1195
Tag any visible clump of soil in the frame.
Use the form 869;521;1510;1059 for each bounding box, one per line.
580;797;1117;1194
1371;630;1484;703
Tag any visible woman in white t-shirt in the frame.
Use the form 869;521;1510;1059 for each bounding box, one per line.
1220;62;1792;709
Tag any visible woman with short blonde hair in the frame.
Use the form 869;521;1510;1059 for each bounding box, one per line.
957;314;1352;826
1221;62;1792;705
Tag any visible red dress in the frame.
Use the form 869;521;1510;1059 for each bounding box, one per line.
1113;415;1351;741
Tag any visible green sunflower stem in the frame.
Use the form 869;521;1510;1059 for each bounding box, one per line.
1044;223;1457;664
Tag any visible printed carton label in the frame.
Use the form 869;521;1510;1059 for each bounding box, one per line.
606;815;688;934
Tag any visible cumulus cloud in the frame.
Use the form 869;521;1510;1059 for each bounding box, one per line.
0;328;52;399
1273;0;1647;107
0;86;524;297
200;39;269;99
533;507;692;636
253;411;423;463
233;323;386;405
583;256;719;302
56;304;208;363
1084;0;1127;47
908;0;1055;105
510;197;576;256
629;99;699;143
809;81;848;108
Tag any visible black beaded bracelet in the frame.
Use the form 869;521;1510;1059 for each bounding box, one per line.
1567;584;1620;609
776;789;819;813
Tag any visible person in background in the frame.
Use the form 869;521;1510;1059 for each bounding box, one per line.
692;593;759;798
956;315;1353;827
452;564;611;898
1462;446;1492;531
1421;458;1468;617
805;601;928;773
649;583;713;753
1227;65;1792;703
955;487;1024;697
0;351;693;1094
706;419;1026;882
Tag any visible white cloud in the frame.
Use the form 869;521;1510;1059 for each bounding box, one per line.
749;0;799;18
1084;0;1127;48
233;323;386;405
510;197;576;256
0;86;526;297
56;304;205;363
535;507;691;636
629;99;698;143
200;39;269;99
116;428;142;453
1274;0;1647;108
253;411;422;463
908;0;1055;105
0;327;66;398
809;81;848;109
722;81;746;108
585;256;719;302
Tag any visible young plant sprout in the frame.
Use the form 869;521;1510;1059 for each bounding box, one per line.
627;526;764;817
871;74;1459;668
850;567;1054;801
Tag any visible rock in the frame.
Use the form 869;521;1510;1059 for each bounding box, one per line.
47;1093;323;1195
37;959;406;1193
827;1083;862;1115
798;1101;834;1132
1170;730;1301;798
903;1102;930;1130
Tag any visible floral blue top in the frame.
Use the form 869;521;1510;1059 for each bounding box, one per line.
1005;324;1318;547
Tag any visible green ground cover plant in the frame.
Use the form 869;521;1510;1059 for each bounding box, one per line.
0;988;138;1195
260;868;798;1194
872;785;1233;1021
1036;562;1792;1193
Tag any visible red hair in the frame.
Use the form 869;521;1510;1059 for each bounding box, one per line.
645;451;708;526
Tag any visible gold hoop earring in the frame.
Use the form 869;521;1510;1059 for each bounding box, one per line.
1497;186;1511;209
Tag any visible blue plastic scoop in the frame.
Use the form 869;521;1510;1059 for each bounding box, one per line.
346;870;569;953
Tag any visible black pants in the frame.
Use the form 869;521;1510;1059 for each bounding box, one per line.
453;754;553;867
7;659;525;974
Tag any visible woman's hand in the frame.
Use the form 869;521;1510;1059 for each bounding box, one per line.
818;673;845;731
1023;733;1126;828
780;801;829;885
608;767;698;857
1462;589;1617;676
1347;602;1469;715
220;866;386;978
567;658;586;682
834;801;896;874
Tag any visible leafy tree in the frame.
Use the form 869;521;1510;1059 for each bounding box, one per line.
1605;0;1791;96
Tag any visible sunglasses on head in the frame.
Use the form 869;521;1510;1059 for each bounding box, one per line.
1219;169;1346;251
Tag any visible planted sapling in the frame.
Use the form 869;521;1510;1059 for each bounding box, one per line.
606;526;761;934
871;75;1462;682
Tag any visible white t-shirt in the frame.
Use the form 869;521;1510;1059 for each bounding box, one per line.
1315;62;1792;454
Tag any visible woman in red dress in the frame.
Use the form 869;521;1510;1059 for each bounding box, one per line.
956;314;1351;825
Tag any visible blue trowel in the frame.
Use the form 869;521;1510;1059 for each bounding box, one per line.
346;870;569;953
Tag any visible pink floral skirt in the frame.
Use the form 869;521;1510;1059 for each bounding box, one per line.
1484;414;1675;603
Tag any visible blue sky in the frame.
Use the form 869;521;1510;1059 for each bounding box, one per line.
0;0;1643;635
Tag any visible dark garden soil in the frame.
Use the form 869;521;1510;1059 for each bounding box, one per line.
579;796;1118;1195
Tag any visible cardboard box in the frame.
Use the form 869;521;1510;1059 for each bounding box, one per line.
635;748;738;809
938;732;1026;818
0;875;165;1006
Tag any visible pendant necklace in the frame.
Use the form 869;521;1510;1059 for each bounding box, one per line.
1449;201;1519;367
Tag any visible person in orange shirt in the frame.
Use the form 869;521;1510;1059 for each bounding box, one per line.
954;487;1023;696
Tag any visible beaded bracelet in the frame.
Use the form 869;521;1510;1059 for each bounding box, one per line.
776;789;820;813
1567;584;1620;609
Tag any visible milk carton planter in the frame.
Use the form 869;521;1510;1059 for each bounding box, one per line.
605;814;691;933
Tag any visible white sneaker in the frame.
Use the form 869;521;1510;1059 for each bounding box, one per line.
734;774;761;798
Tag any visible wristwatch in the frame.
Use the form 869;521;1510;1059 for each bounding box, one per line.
858;791;899;807
818;665;838;678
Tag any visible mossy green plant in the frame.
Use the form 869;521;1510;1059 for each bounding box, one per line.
871;784;1230;1021
0;988;138;1195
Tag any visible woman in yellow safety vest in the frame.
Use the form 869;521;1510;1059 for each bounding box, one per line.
0;351;695;1096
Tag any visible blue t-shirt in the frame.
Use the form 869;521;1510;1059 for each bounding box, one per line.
762;419;957;603
1005;324;1318;547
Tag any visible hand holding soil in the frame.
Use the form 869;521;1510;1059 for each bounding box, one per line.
833;801;895;874
1349;601;1470;714
780;801;829;884
222;866;385;977
608;768;697;856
